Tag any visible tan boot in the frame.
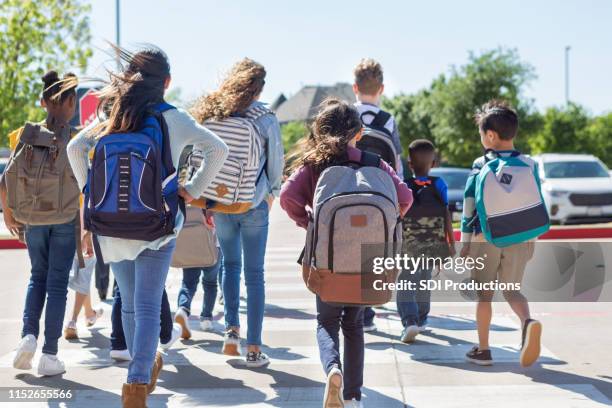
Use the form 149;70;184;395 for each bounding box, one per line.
147;352;163;394
121;383;147;408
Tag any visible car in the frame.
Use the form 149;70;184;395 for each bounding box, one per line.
533;153;612;224
429;167;471;219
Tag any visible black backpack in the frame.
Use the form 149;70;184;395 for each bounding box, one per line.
356;110;398;170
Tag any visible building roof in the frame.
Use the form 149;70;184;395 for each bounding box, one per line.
274;83;355;123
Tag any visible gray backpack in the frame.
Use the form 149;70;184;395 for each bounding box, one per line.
301;151;402;306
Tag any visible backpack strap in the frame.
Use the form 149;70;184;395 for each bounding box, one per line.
370;110;391;129
150;103;176;178
359;150;381;168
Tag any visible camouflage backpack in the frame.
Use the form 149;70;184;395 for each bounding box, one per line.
402;176;449;258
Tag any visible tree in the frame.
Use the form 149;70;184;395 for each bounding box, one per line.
586;113;612;167
384;48;539;167
0;0;92;144
281;121;308;153
528;103;591;156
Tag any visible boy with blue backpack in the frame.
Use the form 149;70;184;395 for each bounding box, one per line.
460;100;549;367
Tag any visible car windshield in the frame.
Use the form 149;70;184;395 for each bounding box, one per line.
543;161;610;178
430;169;470;190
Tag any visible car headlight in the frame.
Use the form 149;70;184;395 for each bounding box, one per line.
549;190;570;198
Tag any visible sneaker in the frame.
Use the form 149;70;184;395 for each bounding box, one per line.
465;345;493;366
110;349;132;362
400;325;419;344
85;307;104;327
344;399;364;408
362;322;377;332
13;334;37;370
246;351;270;368
174;308;192;340
520;319;542;367
64;321;78;340
37;354;65;376
323;366;344;408
418;321;430;333
160;323;182;350
200;318;213;331
222;329;241;356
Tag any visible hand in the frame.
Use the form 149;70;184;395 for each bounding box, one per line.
459;243;471;258
178;187;195;204
448;242;457;257
203;210;215;230
3;209;22;237
266;195;275;212
81;232;94;258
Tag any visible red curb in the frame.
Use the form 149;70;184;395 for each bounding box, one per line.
0;238;26;249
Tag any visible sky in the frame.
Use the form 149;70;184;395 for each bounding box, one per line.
85;0;612;114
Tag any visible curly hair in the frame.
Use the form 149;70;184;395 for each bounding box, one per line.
191;58;266;122
287;98;363;174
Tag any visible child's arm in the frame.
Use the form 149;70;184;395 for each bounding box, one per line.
279;165;315;229
436;178;456;255
459;166;478;257
378;158;413;216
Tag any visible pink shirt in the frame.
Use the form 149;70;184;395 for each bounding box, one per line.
280;147;413;229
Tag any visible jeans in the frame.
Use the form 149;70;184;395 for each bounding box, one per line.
178;252;223;319
22;222;76;355
110;240;175;384
316;296;364;401
110;288;173;350
396;268;432;327
215;200;269;346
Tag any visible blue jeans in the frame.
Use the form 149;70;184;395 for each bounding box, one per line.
22;222;76;355
178;252;223;319
396;268;432;327
110;288;173;350
110;240;175;384
215;200;269;346
316;296;364;401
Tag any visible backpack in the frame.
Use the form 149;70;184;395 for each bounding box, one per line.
356;110;398;170
4;122;80;226
301;151;402;306
84;103;180;241
475;150;550;247
187;105;270;214
402;176;449;258
171;206;219;268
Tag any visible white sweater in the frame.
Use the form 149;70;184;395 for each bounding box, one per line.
67;108;228;263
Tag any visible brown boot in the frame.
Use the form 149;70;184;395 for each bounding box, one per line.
121;383;147;408
147;352;163;394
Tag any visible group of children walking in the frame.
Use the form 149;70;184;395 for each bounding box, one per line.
2;49;547;408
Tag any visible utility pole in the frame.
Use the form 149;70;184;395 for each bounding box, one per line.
565;46;571;106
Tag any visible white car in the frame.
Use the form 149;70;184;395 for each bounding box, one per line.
533;154;612;224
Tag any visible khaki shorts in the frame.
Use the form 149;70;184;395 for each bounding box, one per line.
469;234;535;285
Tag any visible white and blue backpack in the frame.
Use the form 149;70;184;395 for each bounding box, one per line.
475;150;550;247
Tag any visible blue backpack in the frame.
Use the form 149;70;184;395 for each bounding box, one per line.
475;150;550;247
84;103;181;241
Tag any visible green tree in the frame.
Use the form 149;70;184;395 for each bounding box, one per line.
384;48;539;167
528;103;591;156
281;121;308;153
0;0;92;144
586;113;612;167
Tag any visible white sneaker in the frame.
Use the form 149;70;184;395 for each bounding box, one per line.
418;323;430;333
13;334;37;370
362;323;377;333
400;325;419;344
161;323;182;350
86;307;104;327
110;349;132;362
323;366;344;408
174;308;192;340
344;399;364;408
200;318;213;331
37;353;65;376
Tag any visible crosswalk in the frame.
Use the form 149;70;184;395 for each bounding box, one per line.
0;209;611;407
